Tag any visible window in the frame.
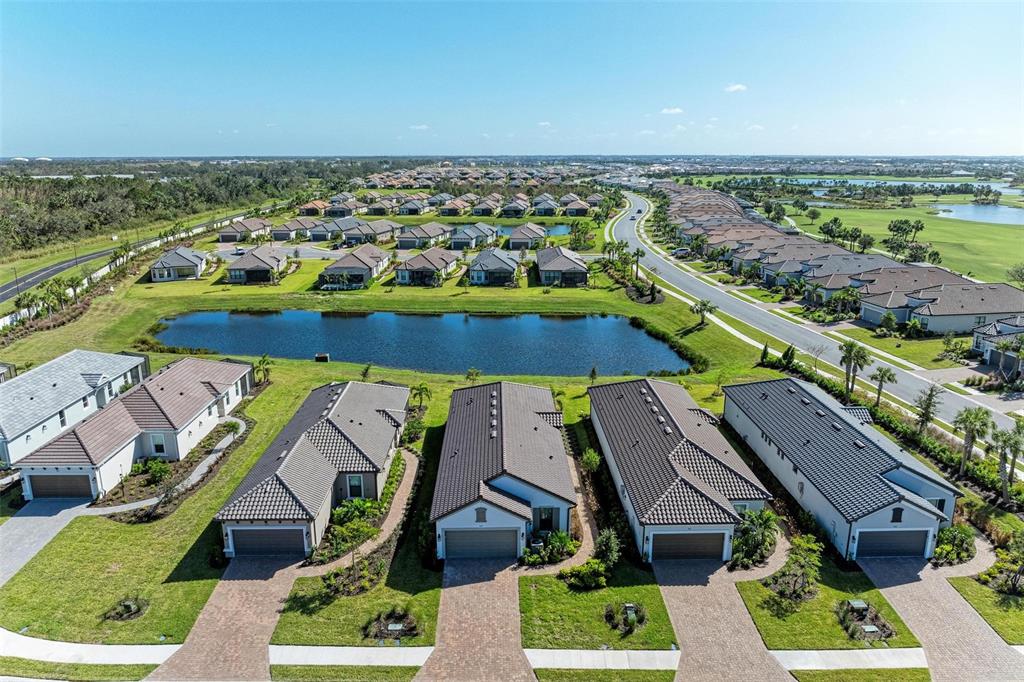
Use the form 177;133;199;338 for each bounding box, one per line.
975;316;987;325
59;410;67;428
891;507;903;523
926;497;946;513
475;507;487;523
151;433;166;455
797;481;804;496
538;507;554;531
347;474;363;498
792;463;798;473
82;396;89;408
734;503;748;514
208;405;214;417
108;384;115;398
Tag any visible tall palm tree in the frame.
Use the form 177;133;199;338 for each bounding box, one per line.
465;367;481;384
632;248;646;278
254;353;272;384
839;340;871;399
991;428;1015;505
1010;420;1024;488
13;290;39;316
690;299;718;326
953;407;994;479
995;339;1015;379
410;382;432;409
869;366;896;408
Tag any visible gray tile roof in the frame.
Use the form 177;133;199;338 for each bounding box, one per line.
536;246;587;273
430;381;576;521
589;379;771;527
470;248;520;273
509;223;546;242
722;378;955;522
395;247;459;272
852;267;969;296
217;381;409;522
909;283;1024;317
325;244;389;272
151;247;207;269
228;247;286;272
452;223;497;241
0;350;145;439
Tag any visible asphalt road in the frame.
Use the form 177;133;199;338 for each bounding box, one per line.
614;191;1017;432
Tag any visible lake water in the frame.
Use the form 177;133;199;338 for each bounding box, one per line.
792;177;1021;195
495;224;572;237
155;310;689;376
931;204;1024;226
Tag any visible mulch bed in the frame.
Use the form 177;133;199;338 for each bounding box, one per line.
624;284;665;305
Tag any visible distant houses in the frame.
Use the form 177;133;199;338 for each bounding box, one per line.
298;200;330;216
395;222;452;249
469;248;520;285
319;244;391;290
394;247;460;285
272;218;321;241
507;223;547;250
150;246;208;282
227;247;287;284
533;199;559;216
536;246;588;286
472;199;499;216
342;219;401;245
218;218;271;243
450;223;497;250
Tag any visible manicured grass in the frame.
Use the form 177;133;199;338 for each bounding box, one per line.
836;327;961;370
0;484;23;527
737;287;786;304
791;669;931;682
519;562;677;650
0;657;155;681
948;577;1024;644
736;558;920;650
535;670;675;682
271;541;442;646
270;665;419;682
943;382;971;396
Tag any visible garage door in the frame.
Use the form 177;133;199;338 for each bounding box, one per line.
231;528;306;556
856;530;928;558
445;529;517;559
29;475;93;498
651;532;725;560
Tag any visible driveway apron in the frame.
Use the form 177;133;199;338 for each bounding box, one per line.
0;499;90;588
415;559;533;682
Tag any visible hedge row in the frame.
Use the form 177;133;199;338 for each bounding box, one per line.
628;315;710;374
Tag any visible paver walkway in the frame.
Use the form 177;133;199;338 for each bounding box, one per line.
521;452;597;576
654;533;792;681
415;560;534;682
860;536;1024;682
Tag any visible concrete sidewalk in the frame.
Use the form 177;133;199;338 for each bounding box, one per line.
0;626;179;665
772;648;928;670
525;649;680;670
269;645;434;667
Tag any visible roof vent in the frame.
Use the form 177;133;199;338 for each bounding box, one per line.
800;398;810;405
490;390;497;397
650;406;659;414
854;439;866;448
490;429;497;439
815;409;825;417
656;416;665;424
490;419;496;427
490;408;496;416
639;387;648;394
663;426;673;435
786;386;796;394
831;422;842;432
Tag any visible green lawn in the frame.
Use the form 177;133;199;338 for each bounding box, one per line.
791;669;931;682
948;577;1024;644
270;665;419;682
736;558;920;650
519;562;677;650
0;657;155;681
0;484;23;527
736;287;786;304
836;327;961;370
534;670;675;682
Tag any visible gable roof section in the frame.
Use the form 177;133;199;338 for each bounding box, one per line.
152;247;206;269
430;381;575;521
909;283;1024;317
326;244;389;271
509;223;546;241
536;246;587;273
229;247;285;271
470;248;520;273
395;247;459;272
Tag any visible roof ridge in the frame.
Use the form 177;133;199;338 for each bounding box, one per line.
670;459;742;522
272;471;315;519
675;434;771;499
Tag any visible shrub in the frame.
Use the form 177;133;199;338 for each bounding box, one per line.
224;420;242;434
130;462;144;476
931;524;977;566
763;534;822;603
730;507;779;570
332;497;383;525
558;558;608;590
581;447;601;473
401;417;425;444
594;528;622;568
146;459;171;484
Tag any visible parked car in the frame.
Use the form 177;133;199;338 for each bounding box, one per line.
630;215;637;221
671;248;691;258
233;246;246;255
636;208;642;214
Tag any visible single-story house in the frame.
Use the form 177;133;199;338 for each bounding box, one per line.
428;193;454;207
150;246;208;282
533;199;559;216
319;244;392;290
589;379;772;561
532;193;554;208
469;248;520;285
450;223;497;250
586;193;605;207
904;283;1024;334
394;247;460;285
564;200;591;217
559;193;581;207
0;350;146;468
16;358;251;500
216;381;408;557
399;200;430;216
507;223;547;250
218;218;271;242
439;199;470;216
366;202;391;216
430;381;576;560
298;200;329;216
723;378;958;559
472;200;499;216
329;192;355;205
972;315;1024;374
308;219;345;242
536;246;588;286
227;247;288;284
395;222;451;249
853;267;970;325
271;218;321;241
500;200;528;218
324;201;367;218
343;219;401;245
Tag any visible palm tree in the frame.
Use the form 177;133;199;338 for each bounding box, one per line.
690;299;718;326
735;507;779;560
632;248;646;278
995;339;1015;379
991;428;1015;505
465;367;481;384
410;382;432;409
839;340;871;399
953;407;994;479
254;353;272;384
64;274;84;303
1010;420;1024;488
360;363;372;381
806;282;823;306
913;385;943;435
869;366;896;408
13;290;39;316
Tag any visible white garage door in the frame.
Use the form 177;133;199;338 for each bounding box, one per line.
445;529;517;559
857;530;928;558
231;528;306;556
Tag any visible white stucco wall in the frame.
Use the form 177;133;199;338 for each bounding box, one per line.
434;500;528;559
644;523;736;562
488;473;573;533
912;311;1022;334
95;438;142;498
851;502;939;559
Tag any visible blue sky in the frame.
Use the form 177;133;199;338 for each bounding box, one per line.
2;1;1021;157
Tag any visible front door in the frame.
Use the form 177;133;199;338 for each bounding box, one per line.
537;507;555;532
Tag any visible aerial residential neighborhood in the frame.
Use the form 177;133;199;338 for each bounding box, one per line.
0;2;1021;682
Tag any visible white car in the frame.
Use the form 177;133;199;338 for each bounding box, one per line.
233;246;246;255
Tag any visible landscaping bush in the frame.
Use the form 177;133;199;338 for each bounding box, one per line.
977;532;1024;596
763;534;822;604
931;524;977;566
103;596;148;622
594;528;621;568
362;605;420;641
332;498;383;526
603;601;648;635
401;417;425;444
145;459;171;485
558;559;608;590
581;447;601;474
729;507;779;570
519;530;581;566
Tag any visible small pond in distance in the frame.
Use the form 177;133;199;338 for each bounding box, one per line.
155;310;689;376
930;204;1024;226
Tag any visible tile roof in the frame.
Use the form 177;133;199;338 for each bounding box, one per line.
470;248;520;273
217;382;409;522
536;246;587;273
0;350;145;439
509;223;546;241
395;247;459;272
723;378;955;522
151;247;207;269
325;244;390;271
430;381;576;521
908;283;1024;317
229;247;286;272
589;379;771;527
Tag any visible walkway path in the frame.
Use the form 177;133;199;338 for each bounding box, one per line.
415;560;534;682
654;534;792;681
860;536;1024;682
520;452;597;576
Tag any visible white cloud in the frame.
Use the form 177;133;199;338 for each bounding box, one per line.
660;107;684;115
747;124;764;132
537;121;552;127
724;83;748;93
790;124;800;131
637;129;656;136
674;124;687;132
408;124;430;130
709;117;719;122
704;123;715;130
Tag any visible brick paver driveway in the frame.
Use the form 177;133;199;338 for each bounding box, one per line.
147;558;298;681
860;537;1024;682
415;559;533;682
654;535;791;681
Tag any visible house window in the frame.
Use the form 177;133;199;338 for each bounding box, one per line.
926;497;946;513
734;503;748;514
475;507;487;523
59;410;67;428
347;475;363;498
208;405;213;417
538;507;554;531
82;396;89;408
108;384;115;398
891;507;903;523
798;481;804;496
975;316;986;325
151;433;166;455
